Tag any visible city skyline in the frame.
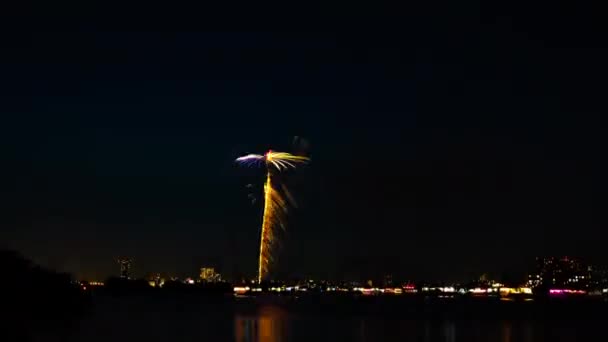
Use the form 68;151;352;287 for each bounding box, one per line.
81;254;605;287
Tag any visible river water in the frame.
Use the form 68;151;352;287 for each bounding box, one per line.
26;295;608;341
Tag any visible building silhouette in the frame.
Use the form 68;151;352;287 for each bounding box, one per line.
117;257;133;279
384;274;393;287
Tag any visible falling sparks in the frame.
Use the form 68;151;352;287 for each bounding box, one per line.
236;150;309;282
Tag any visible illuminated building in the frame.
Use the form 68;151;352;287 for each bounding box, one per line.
526;274;541;288
528;256;591;289
117;257;133;279
200;267;221;282
145;272;164;287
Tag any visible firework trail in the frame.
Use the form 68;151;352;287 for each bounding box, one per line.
236;150;309;283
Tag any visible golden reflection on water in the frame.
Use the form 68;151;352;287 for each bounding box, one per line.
234;305;288;342
235;308;531;342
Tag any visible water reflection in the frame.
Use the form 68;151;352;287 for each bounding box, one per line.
502;321;511;342
358;319;366;342
234;308;545;342
523;322;534;342
442;321;456;342
235;305;288;342
424;320;431;341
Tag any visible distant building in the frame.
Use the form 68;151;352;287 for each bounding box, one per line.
476;274;501;288
117;257;133;279
384;274;393;287
200;267;221;282
591;267;608;288
528;256;591;289
145;272;164;287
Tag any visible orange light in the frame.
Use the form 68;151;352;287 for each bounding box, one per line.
233;286;250;294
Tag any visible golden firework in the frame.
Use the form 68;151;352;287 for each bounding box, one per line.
236;150;309;282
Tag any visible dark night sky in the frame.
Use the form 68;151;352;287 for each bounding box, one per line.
1;3;607;282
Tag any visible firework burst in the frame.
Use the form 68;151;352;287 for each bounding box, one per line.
236;150;309;283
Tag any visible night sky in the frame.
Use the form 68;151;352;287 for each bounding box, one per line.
1;3;607;282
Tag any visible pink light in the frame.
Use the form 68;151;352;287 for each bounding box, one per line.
470;288;487;294
549;289;587;295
